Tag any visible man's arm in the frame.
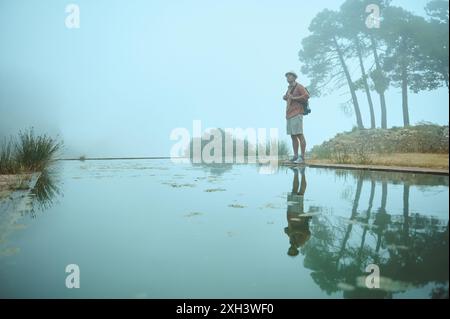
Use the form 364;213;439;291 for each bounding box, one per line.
290;86;309;103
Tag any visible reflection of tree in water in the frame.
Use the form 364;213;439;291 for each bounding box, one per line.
187;128;262;176
299;171;449;298
190;162;234;176
187;129;234;176
28;169;62;217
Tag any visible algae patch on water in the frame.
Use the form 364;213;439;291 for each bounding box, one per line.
184;212;204;218
204;188;226;192
228;203;245;208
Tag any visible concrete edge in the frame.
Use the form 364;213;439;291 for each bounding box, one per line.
304;162;449;176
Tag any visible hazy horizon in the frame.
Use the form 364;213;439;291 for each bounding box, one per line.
1;0;448;158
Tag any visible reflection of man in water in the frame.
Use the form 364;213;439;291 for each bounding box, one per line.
285;167;312;257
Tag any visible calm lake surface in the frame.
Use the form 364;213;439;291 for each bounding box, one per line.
0;159;448;298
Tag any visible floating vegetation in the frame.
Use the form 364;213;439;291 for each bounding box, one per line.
228;203;245;208
148;167;169;170
207;175;221;181
162;182;195;188
94;175;115;179
204;188;226;192
184;212;203;218
127;166;170;171
262;203;281;209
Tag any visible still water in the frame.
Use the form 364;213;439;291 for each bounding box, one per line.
0;160;448;298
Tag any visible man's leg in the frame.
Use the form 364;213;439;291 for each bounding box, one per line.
291;135;299;157
298;134;306;159
291;135;299;158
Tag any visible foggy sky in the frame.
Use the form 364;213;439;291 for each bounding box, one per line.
0;0;448;157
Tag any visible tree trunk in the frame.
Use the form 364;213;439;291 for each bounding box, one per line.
403;184;409;218
381;181;387;211
359;180;375;258
401;67;410;126
337;175;363;266
370;35;388;129
400;37;410;126
378;91;387;129
333;37;364;129
376;182;388;253
356;37;376;129
403;184;410;239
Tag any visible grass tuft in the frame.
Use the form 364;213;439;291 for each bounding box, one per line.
0;128;62;174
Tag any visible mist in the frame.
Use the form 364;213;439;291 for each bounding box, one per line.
1;0;448;158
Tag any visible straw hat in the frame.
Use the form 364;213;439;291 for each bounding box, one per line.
285;71;298;79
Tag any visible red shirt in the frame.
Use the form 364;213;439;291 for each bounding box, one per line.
284;82;309;119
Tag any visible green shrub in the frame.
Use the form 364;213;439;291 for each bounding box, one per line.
15;128;63;171
310;124;449;161
0;129;62;174
0;138;22;174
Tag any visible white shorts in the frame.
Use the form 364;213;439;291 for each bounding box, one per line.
286;114;303;135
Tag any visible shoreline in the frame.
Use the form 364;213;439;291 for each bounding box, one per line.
0;173;41;199
303;161;449;176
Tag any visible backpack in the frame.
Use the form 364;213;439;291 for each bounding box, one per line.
289;84;311;115
303;87;311;115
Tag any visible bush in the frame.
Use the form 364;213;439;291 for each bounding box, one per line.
15;128;63;171
352;142;372;165
277;140;291;159
186;128;289;163
0;138;22;174
311;124;449;162
0;129;62;174
331;144;352;164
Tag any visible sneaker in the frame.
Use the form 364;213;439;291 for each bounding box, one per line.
293;156;305;164
289;156;298;162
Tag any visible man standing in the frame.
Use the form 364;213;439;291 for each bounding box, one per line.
283;71;309;164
